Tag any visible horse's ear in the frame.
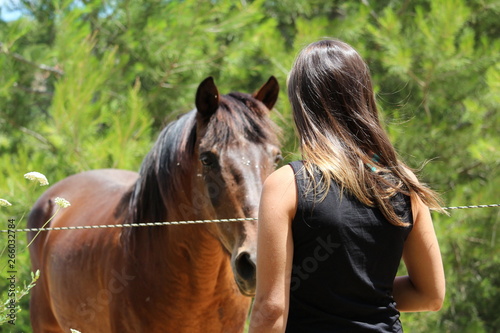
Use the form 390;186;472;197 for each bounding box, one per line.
196;77;220;122
253;76;279;110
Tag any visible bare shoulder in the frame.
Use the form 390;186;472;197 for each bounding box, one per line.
263;164;295;188
399;165;427;221
261;164;297;217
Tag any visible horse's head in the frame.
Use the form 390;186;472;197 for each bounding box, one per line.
193;77;281;296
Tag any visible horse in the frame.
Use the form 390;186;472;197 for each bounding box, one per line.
27;76;281;333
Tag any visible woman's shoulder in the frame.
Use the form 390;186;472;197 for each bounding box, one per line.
260;164;298;220
265;164;296;187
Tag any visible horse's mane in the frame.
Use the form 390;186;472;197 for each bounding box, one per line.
125;109;198;225
118;92;279;249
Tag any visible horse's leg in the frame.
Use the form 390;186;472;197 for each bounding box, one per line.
28;201;65;333
30;276;65;333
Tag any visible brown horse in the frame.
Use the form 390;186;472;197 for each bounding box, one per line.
27;77;281;333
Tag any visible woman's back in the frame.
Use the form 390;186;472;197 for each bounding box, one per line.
287;161;412;332
248;39;445;333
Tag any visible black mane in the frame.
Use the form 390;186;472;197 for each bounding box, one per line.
124;110;196;225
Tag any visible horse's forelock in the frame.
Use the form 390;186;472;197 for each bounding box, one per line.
207;93;280;146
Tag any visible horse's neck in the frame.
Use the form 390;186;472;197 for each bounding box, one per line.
124;222;235;321
127;215;230;290
170;223;230;289
124;177;233;294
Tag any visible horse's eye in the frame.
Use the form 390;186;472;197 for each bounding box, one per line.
200;152;218;167
274;153;283;166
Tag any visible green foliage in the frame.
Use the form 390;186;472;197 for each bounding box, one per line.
0;0;498;331
362;1;499;331
0;270;39;326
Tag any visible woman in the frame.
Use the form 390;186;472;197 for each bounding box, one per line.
249;39;445;332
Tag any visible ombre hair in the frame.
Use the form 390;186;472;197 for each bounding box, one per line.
287;39;444;226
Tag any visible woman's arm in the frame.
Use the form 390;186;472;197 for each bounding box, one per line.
248;165;297;333
393;193;446;312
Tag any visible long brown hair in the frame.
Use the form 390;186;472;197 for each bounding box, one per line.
287;39;444;226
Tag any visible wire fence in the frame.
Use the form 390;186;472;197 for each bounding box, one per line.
441;204;500;210
1;204;499;234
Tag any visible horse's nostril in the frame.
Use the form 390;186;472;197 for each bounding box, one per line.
235;252;256;281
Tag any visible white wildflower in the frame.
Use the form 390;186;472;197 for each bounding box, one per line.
0;199;12;207
70;330;82;333
54;197;71;208
24;172;49;186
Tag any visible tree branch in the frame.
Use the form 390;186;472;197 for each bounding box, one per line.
0;41;64;76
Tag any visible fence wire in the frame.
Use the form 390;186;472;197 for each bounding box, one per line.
1;204;499;233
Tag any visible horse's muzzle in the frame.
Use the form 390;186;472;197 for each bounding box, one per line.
234;251;256;296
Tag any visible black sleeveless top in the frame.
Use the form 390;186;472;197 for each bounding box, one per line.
286;161;413;332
